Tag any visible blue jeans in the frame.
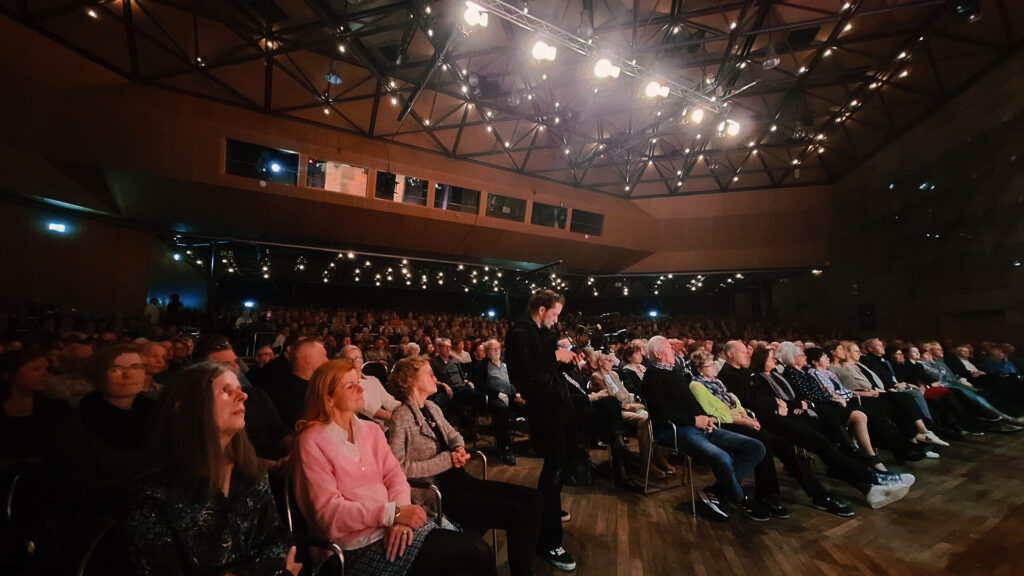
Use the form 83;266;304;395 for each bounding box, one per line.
657;425;766;503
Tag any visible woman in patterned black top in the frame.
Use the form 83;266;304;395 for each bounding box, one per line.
126;362;301;576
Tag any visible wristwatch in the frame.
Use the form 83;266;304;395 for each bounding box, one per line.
394;504;402;524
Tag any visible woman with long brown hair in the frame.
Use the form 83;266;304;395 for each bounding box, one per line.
292;359;492;576
126;361;300;575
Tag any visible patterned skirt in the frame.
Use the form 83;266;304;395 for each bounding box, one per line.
341;518;458;576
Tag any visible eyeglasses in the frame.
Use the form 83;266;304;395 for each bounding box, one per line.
108;364;146;375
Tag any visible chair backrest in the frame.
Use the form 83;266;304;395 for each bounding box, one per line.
361;362;389;386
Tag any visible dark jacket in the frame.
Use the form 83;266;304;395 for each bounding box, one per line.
717;363;754;406
861;353;900;388
642;366;705;430
505;318;560;400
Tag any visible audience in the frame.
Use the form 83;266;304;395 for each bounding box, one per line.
1;295;1022;573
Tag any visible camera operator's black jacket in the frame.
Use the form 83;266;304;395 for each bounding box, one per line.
505;317;565;400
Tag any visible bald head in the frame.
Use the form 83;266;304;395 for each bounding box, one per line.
723;340;749;369
292;340;328;380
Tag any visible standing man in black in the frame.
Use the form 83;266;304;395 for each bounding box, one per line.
505;290;578;572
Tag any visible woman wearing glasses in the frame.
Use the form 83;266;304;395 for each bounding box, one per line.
46;344;157;571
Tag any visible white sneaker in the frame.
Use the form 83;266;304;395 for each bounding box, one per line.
924;450;940;459
917;431;950;447
866;484;909;509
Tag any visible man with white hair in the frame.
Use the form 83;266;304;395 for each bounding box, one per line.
643;335;768;520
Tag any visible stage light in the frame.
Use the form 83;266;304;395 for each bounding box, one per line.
270;163;282;173
531;40;557;61
46;222;68;234
463;2;488;27
644;81;669;98
173;253;182;261
684;107;704;124
244;300;256;309
487;310;497;318
593;58;620;79
648;310;658;318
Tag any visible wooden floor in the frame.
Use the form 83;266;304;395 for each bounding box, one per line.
464;428;1024;576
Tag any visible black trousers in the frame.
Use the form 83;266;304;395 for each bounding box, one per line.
853;396;913;459
408;527;497;576
761;414;877;492
723;423;827;500
434;468;542;576
525;384;576;553
573;395;626;441
485;396;513;452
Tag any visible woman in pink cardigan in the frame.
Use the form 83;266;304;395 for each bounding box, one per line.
292;359;493;576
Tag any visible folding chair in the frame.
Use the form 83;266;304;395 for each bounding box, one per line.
643;421;695;516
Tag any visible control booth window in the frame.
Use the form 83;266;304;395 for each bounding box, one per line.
531;202;568;229
375;172;427;206
570;209;604;236
485;193;526;222
306;159;368;196
434;183;480;214
225;140;299;185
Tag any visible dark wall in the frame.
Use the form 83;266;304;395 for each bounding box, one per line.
0;198;153;315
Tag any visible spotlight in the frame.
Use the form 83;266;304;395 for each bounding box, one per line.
648;310;658;318
593;58;621;79
46;222;69;234
173;253;182;261
644;81;669;98
324;71;343;85
270;163;282;173
685;107;704;124
531;40;557;61
243;300;256;309
463;2;489;27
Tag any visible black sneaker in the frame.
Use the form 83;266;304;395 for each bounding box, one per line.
540;547;576;571
560;510;571;523
501;449;517;466
812;494;855;518
739;496;771;522
699;488;729;519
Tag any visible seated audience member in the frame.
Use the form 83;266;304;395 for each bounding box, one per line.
139;340;170;398
579;349;600;381
126;362;301;576
745;347;912;512
401;342;421;359
778;343;883;469
450;340;472;365
918;344;1024;430
1;350;71;460
590;352;674;478
557;340;640;492
365;336;395;367
617;342;647;396
272;339;329;429
861;339;939;431
428;338;477;423
44;342;94;407
340;345;401;427
688;350;788;520
944;344;988;383
979;346;1020;377
387;356;540;576
642;336;767;520
293;359;495;575
44;344;156;570
809;345;923;466
196;336;291;464
245;345;276;389
833;341;946;450
478;339;523;465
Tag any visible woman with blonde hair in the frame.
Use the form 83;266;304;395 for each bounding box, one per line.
387;355;536;576
292;359;492;575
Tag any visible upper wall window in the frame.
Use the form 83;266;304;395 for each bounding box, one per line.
225;140;299;185
570;209;604;236
485;193;526;222
307;159;367;196
531;202;568;229
375;172;427;205
434;183;480;214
